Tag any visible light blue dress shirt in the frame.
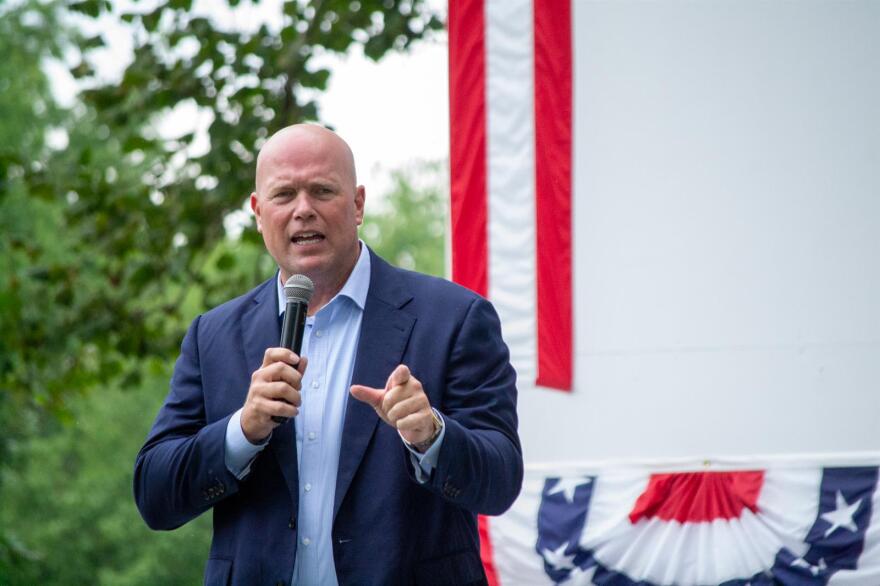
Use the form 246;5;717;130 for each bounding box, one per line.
224;243;445;585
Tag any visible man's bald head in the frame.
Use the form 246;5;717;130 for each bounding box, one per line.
255;124;358;195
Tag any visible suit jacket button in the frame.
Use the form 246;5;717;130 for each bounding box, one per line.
288;517;296;530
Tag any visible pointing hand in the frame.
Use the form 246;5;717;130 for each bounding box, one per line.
350;365;437;450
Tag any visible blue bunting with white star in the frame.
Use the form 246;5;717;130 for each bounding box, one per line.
531;467;878;586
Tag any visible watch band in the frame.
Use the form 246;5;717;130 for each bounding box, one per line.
409;409;443;453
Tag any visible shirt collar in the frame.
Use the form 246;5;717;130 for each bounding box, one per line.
276;240;371;315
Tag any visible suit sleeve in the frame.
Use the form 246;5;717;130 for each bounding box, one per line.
133;316;242;530
418;296;524;515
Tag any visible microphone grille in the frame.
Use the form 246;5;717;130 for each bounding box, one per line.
284;274;314;304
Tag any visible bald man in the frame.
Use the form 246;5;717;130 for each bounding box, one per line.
134;125;522;586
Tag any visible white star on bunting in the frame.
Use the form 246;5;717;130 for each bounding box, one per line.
541;543;576;571
547;477;592;503
821;490;862;537
792;557;828;576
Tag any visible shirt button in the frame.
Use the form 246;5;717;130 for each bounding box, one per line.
311;381;320;389
302;537;311;546
308;432;316;441
304;483;312;492
315;330;323;337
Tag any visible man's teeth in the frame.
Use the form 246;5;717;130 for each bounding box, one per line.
293;233;323;244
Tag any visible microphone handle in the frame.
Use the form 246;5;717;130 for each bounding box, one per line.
272;300;308;423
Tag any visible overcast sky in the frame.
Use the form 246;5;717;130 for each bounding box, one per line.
318;38;449;198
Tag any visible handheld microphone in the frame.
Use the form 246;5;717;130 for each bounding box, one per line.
271;274;314;424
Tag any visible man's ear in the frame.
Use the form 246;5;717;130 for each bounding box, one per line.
355;185;366;226
250;193;262;232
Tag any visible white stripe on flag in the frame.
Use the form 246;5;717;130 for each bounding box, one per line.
486;0;537;388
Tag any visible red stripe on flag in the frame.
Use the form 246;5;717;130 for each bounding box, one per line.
448;2;498;583
534;0;573;390
448;0;489;297
478;514;500;586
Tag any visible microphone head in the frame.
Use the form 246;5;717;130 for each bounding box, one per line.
284;274;314;305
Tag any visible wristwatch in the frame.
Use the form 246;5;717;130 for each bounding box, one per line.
406;409;444;453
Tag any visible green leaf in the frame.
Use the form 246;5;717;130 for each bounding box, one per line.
129;264;157;289
122;135;155;152
80;34;105;50
215;253;235;270
70;60;95;79
142;8;162;32
68;0;106;18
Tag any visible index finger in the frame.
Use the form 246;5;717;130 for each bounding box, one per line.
262;347;300;368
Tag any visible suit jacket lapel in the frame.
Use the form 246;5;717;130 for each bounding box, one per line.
334;253;415;519
241;275;299;504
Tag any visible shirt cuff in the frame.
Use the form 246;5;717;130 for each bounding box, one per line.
402;409;446;484
224;408;269;479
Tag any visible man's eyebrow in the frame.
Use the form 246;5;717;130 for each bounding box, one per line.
267;178;301;190
307;178;342;189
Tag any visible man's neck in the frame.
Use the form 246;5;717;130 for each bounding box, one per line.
308;276;349;316
284;244;362;316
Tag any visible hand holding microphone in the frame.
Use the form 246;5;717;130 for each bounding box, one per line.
240;275;313;443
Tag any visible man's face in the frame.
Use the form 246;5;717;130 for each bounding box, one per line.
251;128;365;286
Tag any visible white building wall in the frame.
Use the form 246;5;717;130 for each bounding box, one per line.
516;0;880;463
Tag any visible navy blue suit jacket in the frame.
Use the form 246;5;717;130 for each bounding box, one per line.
134;250;523;585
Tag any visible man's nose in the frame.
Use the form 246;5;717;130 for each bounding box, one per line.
292;193;317;220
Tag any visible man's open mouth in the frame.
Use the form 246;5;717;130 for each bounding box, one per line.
291;231;325;245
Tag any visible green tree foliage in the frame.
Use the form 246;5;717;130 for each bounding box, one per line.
361;162;447;278
0;1;69;570
0;370;212;586
0;1;62;157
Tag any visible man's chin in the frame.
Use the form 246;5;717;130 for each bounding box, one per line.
281;256;327;280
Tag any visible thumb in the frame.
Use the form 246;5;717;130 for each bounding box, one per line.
387;364;411;389
350;384;385;409
295;355;308;375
